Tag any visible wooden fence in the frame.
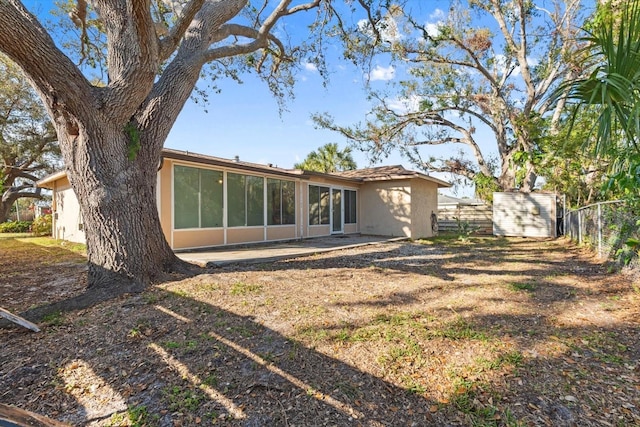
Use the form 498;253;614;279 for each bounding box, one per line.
437;205;493;235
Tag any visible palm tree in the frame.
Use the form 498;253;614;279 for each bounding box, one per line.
558;0;640;179
294;143;357;173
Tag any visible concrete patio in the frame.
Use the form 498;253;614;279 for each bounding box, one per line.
176;235;405;267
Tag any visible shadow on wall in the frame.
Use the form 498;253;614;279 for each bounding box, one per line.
493;193;556;238
361;186;412;237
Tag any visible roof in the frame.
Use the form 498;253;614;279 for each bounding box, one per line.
162;148;302;179
37;149;451;189
438;194;486;206
335;165;451;188
36;170;68;189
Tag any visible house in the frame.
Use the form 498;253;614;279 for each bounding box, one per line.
37;148;450;250
437;194;486;209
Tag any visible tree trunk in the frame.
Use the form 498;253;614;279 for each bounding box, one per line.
0;200;12;224
60;124;192;294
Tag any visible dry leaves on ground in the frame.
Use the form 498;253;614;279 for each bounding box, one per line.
1;235;639;426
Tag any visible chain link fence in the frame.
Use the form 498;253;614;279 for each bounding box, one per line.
564;200;639;266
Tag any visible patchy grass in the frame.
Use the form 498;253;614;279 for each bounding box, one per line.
1;237;639;426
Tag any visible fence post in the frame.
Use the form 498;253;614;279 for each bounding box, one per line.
598;203;603;258
563;195;567;238
578;210;581;244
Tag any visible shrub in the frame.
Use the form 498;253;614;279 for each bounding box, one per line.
0;220;32;233
31;214;52;236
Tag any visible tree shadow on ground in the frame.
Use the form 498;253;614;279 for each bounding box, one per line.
2;287;444;426
1;236;638;426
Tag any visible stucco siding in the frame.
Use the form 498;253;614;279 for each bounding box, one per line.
158;161;172;243
266;225;297;241
493;192;557;237
173;229;225;250
307;225;331;237
53;181;85;244
410;178;438;238
359;181;412;237
344;223;358;234
226;227;265;245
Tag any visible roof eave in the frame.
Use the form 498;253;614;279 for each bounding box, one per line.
36;170;67;189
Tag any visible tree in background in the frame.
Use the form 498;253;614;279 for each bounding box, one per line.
0;1;376;302
315;0;585;200
556;0;640;199
538;108;611;207
0;53;59;223
294;143;356;173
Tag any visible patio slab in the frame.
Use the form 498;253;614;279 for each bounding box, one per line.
176;235;405;267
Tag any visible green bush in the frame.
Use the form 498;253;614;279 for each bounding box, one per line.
0;220;32;233
31;214;52;236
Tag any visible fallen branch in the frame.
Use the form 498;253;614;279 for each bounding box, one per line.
0;307;40;332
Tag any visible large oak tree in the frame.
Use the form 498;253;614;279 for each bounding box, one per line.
315;0;586;199
0;53;59;223
0;0;352;296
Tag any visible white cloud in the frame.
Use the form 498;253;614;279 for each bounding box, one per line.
386;94;422;115
368;65;395;82
357;14;402;43
425;8;446;37
429;8;445;20
425;22;442;37
493;54;539;76
303;62;318;73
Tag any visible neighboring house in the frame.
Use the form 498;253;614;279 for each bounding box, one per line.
37;149;450;250
437;194;486;210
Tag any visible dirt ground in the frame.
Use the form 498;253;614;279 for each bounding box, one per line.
1;235;639;427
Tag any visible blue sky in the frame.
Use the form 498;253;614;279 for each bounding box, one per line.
25;0;418;169
24;1;461;190
23;0;587;198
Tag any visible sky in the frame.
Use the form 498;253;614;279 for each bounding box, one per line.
23;0;470;195
21;0;592;198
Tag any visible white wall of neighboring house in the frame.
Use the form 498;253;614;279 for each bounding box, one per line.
52;180;85;244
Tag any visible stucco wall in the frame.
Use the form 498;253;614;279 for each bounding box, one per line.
410;178;439;238
359;181;412;237
158;160;173;243
173;229;224;250
344;223;358;234
52;179;86;244
226;227;265;245
266;225;297;241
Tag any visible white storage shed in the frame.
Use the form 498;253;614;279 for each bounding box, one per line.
493;192;557;238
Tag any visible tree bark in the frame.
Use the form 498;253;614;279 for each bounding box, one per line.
0;202;11;224
59;126;192;293
0;0;317;299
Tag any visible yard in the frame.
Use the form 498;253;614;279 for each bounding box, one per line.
1;235;639;426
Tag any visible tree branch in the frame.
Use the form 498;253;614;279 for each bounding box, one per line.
204;24;286;64
0;2;94;125
89;0;160;123
158;0;206;61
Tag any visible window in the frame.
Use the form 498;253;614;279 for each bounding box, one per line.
309;185;330;225
174;165;223;229
228;173;264;227
267;179;295;225
344;190;357;224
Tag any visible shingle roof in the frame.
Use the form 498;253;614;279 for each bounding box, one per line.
162;148;301;179
38;149;451;188
334;165;451;187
